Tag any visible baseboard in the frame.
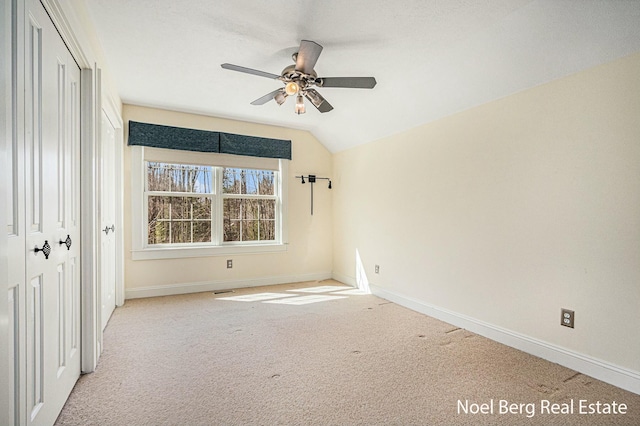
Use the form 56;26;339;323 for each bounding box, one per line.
331;271;356;287
369;283;640;396
125;271;333;300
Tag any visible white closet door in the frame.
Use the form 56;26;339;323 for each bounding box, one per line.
23;0;81;424
100;110;117;330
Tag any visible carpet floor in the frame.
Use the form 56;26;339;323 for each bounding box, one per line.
55;280;640;425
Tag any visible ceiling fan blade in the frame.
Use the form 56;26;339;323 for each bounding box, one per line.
221;63;280;80
318;77;377;89
295;40;323;74
250;88;285;105
305;89;333;113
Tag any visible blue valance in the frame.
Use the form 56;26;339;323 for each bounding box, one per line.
220;132;292;160
128;121;292;160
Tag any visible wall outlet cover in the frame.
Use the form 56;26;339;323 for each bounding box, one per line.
561;308;574;328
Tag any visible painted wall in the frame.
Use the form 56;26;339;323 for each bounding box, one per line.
122;105;333;296
333;53;640;374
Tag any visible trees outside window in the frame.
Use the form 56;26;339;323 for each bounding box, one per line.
145;163;278;246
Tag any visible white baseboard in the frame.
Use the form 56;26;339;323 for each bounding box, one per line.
331;271;356;287
125;271;333;300
369;283;640;396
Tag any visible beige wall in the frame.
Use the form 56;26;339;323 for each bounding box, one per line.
333;53;640;373
123;105;333;295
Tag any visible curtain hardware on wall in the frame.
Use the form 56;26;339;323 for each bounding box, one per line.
296;174;331;215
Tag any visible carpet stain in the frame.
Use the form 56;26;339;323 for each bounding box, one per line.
563;372;581;383
527;383;559;394
418;334;426;338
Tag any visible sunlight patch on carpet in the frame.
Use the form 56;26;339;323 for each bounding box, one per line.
289;285;351;293
264;295;348;305
216;292;297;302
331;289;370;296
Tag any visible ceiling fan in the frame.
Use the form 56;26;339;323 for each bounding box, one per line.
221;40;376;114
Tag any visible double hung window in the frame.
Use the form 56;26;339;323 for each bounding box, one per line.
132;147;287;260
222;168;277;242
147;162;214;244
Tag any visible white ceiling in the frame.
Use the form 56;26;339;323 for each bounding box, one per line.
84;0;640;153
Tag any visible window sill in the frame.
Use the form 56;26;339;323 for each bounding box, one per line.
131;243;287;261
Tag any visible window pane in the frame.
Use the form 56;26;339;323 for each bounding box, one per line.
222;168;274;195
224;219;240;242
223;198;276;242
223;199;241;220
148;220;170;244
192;221;212;243
243;199;259;220
242;220;259;241
147;162;212;193
223;198;241;242
244;170;259;195
260;219;275;240
259;199;275;219
258;170;275;195
148;195;212;244
171;221;190;243
222;168;242;194
192;197;212;220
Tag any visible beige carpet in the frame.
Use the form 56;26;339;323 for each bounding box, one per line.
55;280;640;425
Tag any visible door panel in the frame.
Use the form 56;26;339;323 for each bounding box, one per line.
100;111;117;330
23;0;81;424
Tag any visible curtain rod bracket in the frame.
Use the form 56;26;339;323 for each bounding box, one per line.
295;174;331;215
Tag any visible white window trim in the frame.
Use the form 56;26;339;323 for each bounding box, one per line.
131;146;288;260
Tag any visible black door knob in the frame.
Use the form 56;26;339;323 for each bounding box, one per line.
59;234;72;250
34;240;52;259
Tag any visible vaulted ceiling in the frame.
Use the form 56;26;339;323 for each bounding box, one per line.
84;0;640;153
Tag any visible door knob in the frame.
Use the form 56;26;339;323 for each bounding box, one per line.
59;234;72;250
34;240;52;259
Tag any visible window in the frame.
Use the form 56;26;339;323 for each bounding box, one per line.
146;162;214;244
222;168;276;242
132;147;288;260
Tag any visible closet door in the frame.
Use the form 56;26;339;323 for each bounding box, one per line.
100;110;117;330
23;0;81;424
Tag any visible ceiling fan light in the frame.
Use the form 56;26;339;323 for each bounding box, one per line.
305;90;322;108
274;91;287;105
285;82;299;96
295;94;305;114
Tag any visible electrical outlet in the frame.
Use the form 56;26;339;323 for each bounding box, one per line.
561;308;574;328
375;265;380;274
226;259;233;269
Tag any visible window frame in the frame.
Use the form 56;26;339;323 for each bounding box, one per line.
131;146;288;260
146;162;216;245
221;167;279;244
